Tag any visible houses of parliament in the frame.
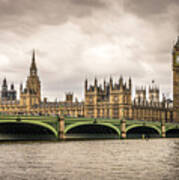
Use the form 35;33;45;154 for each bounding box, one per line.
0;38;179;123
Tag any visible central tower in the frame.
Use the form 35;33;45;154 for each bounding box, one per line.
26;50;41;103
20;50;41;109
173;37;179;122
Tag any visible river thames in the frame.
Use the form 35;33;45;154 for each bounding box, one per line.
0;139;178;180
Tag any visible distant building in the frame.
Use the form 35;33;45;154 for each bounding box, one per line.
1;78;16;101
0;38;179;123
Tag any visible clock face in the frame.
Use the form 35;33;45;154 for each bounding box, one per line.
176;56;179;64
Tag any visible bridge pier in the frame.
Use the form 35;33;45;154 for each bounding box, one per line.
58;116;65;140
161;121;166;138
121;119;126;139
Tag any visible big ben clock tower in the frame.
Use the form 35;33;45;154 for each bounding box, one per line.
173;37;179;122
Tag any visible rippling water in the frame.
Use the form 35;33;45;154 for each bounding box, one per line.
0;139;178;180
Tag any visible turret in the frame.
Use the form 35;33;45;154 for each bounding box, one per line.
109;77;113;89
85;79;88;91
10;83;14;90
66;93;73;103
94;78;98;88
9;83;16;100
135;86;146;104
104;80;106;89
20;83;23;92
149;86;159;103
129;77;132;90
1;78;8;101
119;76;123;89
2;78;7;89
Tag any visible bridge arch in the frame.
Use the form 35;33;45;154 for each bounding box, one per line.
0;120;58;139
65;122;121;137
126;124;161;138
166;127;179;138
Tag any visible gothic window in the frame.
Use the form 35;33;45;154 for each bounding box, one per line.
113;108;119;118
89;96;93;103
102;109;105;118
107;109;109;118
23;98;26;106
97;109;100;118
125;96;128;104
114;96;118;102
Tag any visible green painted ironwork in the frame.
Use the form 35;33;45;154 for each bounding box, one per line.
65;121;121;136
0;115;178;139
64;117;179;138
165;124;179;132
0;115;59;138
125;124;162;135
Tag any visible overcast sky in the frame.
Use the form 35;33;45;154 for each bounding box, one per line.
0;0;178;101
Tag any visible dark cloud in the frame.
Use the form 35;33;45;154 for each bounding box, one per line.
124;0;179;17
69;0;106;7
0;0;106;32
0;0;178;100
124;0;179;36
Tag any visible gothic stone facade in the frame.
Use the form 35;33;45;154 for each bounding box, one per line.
0;51;84;117
173;38;179;122
84;78;173;122
0;38;179;123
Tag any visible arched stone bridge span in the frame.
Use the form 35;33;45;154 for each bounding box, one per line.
64;117;179;139
0;115;178;140
0;115;60;140
65;122;121;139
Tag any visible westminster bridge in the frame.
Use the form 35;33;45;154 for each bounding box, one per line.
0;115;179;140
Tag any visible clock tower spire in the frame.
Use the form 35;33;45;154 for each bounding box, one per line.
173;36;179;122
30;49;37;76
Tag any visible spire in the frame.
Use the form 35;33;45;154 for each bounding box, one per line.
2;78;7;88
30;49;37;76
32;49;35;63
20;83;23;92
85;79;88;91
11;83;14;90
109;76;113;88
129;77;132;90
119;76;123;88
119;76;123;83
94;77;98;87
104;79;106;89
